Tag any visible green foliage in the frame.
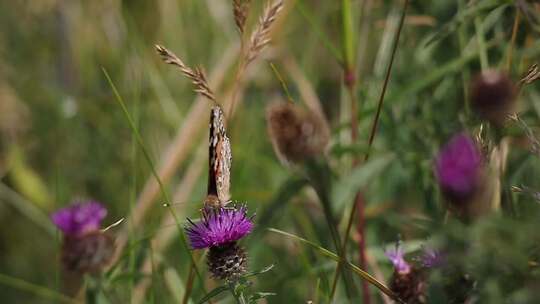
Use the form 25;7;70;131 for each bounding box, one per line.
0;0;540;303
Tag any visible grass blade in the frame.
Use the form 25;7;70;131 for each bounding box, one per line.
267;228;404;303
0;273;79;304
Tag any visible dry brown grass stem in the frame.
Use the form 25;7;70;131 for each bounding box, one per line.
155;44;216;102
110;45;238;267
246;0;283;64
131;142;207;304
233;0;251;34
282;56;326;121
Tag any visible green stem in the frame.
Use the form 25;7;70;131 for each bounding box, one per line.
305;160;356;299
0;273;78;304
474;16;488;71
341;0;355;71
457;0;471;116
229;283;247;304
269;62;295;103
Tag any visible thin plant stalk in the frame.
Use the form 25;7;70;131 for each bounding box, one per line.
268;228;404;303
103;69;205;302
474;15;489;71
330;0;366;301
339;0;409;300
305;160;356;300
269;61;295;103
458;0;471;115
505;8;521;71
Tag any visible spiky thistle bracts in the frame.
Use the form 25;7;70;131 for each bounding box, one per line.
207;242;248;280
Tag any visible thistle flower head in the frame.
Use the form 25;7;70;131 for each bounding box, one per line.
186;206;254;249
435;133;483;200
385;244;411;274
51;201;107;236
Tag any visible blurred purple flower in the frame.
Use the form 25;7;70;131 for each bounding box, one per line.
51;201;107;236
186;206;254;249
385;244;411;274
435;133;483;199
421;247;447;268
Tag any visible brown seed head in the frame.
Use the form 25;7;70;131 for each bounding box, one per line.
266;101;330;164
61;231;115;274
469;70;517;125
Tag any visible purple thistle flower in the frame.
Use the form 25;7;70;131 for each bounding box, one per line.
385;244;411;274
186;206;253;249
435;133;483;199
51;201;107;236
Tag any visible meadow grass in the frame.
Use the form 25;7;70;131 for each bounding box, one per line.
0;1;540;303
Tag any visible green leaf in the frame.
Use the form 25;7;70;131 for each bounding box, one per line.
7;145;53;210
196;285;229;304
422;0;507;47
332;154;394;209
248;292;276;303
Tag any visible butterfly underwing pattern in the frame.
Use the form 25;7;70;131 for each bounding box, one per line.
205;105;232;209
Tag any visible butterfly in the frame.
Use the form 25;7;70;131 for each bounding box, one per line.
204;105;232;209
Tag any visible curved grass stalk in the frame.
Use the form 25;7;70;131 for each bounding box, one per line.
267;228;404;303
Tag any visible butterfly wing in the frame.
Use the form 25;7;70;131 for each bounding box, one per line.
206;105;232;208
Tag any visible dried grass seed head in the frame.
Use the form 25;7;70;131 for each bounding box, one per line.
246;0;283;64
155;44;215;101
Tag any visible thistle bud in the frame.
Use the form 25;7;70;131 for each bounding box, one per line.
470;70;517;125
266;101;330;164
385;245;427;303
61;231;114;273
435;133;492;218
435;134;483;202
51;201;114;273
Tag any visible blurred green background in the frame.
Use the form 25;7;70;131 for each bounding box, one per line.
1;0;540;303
